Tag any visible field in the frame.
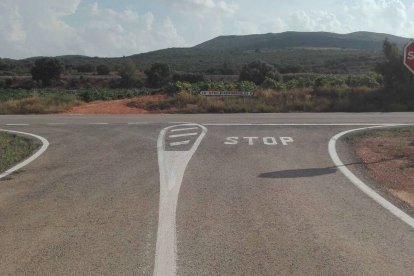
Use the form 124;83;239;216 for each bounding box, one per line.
0;71;412;114
0;88;151;114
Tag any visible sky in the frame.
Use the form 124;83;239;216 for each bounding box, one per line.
1;0;414;59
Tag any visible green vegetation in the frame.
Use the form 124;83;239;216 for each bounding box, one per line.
96;64;110;75
145;63;172;88
128;77;388;113
0;93;79;114
30;58;63;86
1;32;409;76
0;32;413;114
0;88;152;114
195;31;409;52
0;132;40;173
239;61;280;85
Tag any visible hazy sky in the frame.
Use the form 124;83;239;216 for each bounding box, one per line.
1;0;414;59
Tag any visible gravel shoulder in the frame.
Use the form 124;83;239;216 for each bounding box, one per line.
345;127;414;209
63;95;166;115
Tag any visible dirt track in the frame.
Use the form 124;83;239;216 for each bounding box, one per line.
63;95;166;115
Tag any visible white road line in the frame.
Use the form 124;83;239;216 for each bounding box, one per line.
170;140;190;147
329;125;414;229
127;122;148;125
204;123;404;126
170;127;199;132
0;129;49;180
154;124;207;276
5;124;29;126
169;132;198;138
88;123;109;125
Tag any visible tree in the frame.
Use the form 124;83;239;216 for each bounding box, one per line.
118;60;137;87
0;59;9;71
30;58;63;86
376;39;414;109
239;60;279;85
97;64;110;75
376;39;411;89
145;63;171;87
76;63;95;73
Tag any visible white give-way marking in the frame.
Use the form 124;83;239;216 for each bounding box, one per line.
329;125;414;229
0;129;49;180
170;127;199;132
154;124;207;276
170;140;190;147
169;132;198;138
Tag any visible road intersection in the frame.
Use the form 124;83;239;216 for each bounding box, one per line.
1;113;414;275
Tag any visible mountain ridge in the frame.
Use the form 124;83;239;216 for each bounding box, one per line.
193;31;410;51
1;31;411;75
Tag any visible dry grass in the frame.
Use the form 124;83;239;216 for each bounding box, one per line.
0;93;80;114
128;87;385;113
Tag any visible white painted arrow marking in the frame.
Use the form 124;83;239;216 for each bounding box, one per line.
154;124;207;276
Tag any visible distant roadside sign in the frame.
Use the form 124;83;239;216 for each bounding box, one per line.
200;91;253;97
404;40;414;74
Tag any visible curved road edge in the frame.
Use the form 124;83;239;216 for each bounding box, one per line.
329;125;414;229
0;129;49;180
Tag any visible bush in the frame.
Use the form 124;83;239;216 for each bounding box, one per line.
118;60;138;88
96;64;110;75
76;64;95;73
172;73;205;83
0;92;80;114
31;58;63;86
145;63;172;88
239;60;280;85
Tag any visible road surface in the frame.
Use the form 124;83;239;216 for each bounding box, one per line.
0;113;414;275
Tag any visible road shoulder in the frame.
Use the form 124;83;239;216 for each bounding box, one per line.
336;127;414;217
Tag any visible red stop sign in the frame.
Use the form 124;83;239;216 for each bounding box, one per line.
404;40;414;74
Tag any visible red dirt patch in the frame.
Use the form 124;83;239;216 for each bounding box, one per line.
353;129;414;208
63;95;166;115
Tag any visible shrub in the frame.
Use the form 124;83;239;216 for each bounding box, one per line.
96;64;110;75
239;60;279;85
118;60;138;88
76;64;95;73
31;58;63;86
172;73;205;83
145;63;172;88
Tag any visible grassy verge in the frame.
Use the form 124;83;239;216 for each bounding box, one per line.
128;87;390;113
0;88;153;114
0;94;80;114
0;132;40;173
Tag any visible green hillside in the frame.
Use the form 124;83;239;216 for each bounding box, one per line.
1;31;410;75
194;31;410;51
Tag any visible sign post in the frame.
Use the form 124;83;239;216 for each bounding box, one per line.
404;40;414;74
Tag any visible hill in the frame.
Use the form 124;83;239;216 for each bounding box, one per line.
194;31;410;51
1;31;410;75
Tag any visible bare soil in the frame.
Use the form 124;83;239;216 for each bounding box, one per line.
352;128;414;208
63;95;166;115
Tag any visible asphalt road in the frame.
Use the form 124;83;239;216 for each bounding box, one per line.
1;113;414;275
